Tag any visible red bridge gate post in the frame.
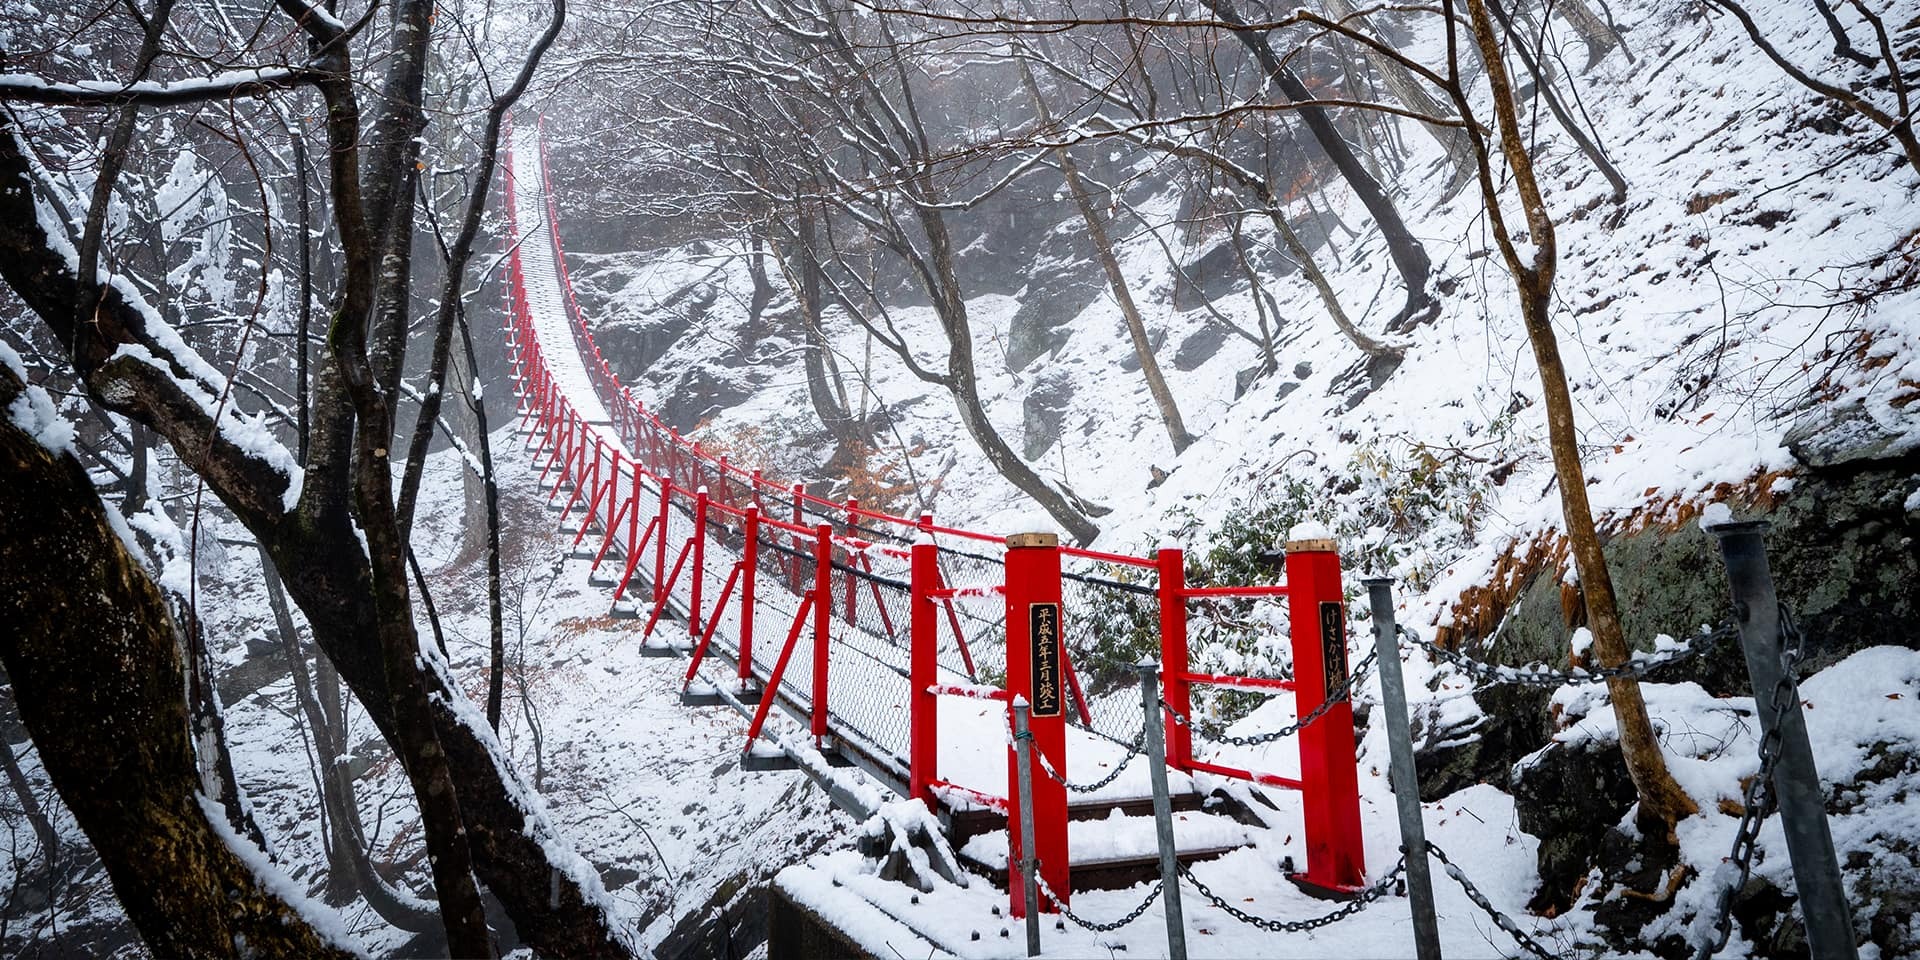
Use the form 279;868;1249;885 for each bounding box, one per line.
1005;531;1068;916
908;515;937;809
1284;535;1366;893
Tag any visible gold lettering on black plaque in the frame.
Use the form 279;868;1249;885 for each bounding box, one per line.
1030;602;1063;718
1319;601;1349;700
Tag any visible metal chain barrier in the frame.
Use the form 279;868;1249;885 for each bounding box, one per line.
1396;622;1737;687
1691;604;1807;960
1162;647;1379;747
1179;857;1407;933
1031;863;1166;932
1426;842;1563;959
1023;723;1148;794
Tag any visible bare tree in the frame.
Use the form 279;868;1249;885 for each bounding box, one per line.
1438;0;1698;832
0;0;639;952
1017;61;1195;454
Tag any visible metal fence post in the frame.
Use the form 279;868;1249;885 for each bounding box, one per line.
1011;698;1042;957
691;486;709;640
739;505;758;683
811;522;833;748
1137;662;1188;960
1705;518;1858;960
1365;579;1442;960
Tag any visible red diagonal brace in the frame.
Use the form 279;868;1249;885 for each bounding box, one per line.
744;594;814;747
683;561;744;686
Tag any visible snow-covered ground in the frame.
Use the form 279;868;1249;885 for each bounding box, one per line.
4;0;1916;955
536;0;1920;955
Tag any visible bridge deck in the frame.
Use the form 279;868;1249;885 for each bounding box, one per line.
508;126;620;433
503;126;1190;810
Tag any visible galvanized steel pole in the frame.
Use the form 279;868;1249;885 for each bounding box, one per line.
1011;699;1042;957
1137;662;1188;960
1365;579;1442;960
1705;518;1858;960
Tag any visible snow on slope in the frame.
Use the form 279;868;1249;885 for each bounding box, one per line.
543;0;1918;954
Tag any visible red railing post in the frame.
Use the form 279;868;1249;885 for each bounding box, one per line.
909;514;938;809
690;487;709;640
606;449;621;535
811;522;833;748
789;483;805;593
844;497;860;623
739;505;759;682
627;460;641;561
1157;546;1194;771
653;480;671;606
1283;534;1366;893
1005;529;1068;916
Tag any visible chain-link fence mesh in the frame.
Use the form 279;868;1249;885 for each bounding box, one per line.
933;544;1007;686
1058;563;1154;748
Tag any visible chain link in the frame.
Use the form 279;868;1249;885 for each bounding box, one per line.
1692;604;1807;960
1163;647;1379;747
1019;724;1148;794
1029;861;1166;932
1427;842;1563;959
1396;622;1736;688
1180;857;1406;933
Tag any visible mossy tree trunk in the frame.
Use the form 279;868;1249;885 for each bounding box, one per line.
1443;0;1699;833
0;365;355;959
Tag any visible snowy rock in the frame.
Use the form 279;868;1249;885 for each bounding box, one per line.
1509;736;1637;914
1783;399;1920;469
1019;370;1074;460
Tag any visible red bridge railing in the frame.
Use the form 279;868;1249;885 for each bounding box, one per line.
498;119;1371;908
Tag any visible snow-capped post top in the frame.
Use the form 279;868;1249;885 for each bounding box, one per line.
1698;501;1770;536
1285;519;1338;553
1005;511;1058;549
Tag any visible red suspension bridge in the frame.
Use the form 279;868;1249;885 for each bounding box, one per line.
498;120;1369;916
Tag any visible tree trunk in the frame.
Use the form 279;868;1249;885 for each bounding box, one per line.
1487;0;1629;202
1551;0;1623;68
261;548;438;927
1202;0;1435;325
1019;63;1194;454
774;217;863;464
0;365;356;959
178;604;272;855
395;0;564;540
0;111;637;957
454;311;508;733
1319;0;1477;189
746;235;776;344
1451;0;1697;832
1113;129;1402;359
917;203;1103;543
309;55;496;955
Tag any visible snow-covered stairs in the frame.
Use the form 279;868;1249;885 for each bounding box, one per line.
948;793;1259;891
